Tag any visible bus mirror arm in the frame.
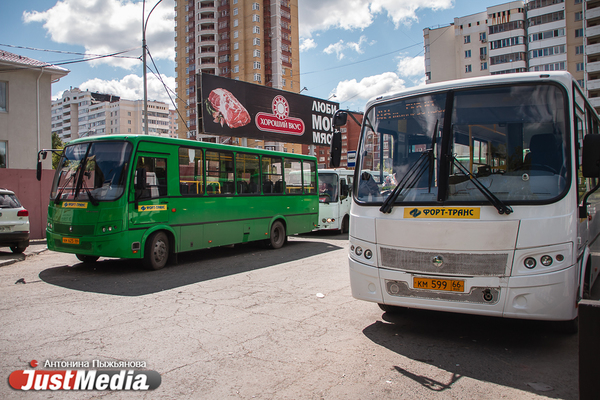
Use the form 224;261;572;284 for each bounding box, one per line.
36;149;63;181
580;182;600;219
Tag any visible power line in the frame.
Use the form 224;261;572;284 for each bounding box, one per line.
0;43;140;60
146;47;191;134
300;43;421;76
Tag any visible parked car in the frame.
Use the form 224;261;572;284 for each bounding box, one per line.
0;188;29;253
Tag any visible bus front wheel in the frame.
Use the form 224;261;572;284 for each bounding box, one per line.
268;221;286;249
143;231;169;270
341;215;350;234
76;254;99;263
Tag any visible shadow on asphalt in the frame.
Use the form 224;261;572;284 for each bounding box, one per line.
39;239;342;297
363;307;577;400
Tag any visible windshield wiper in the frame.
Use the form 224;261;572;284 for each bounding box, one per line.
80;176;99;206
380;151;431;213
451;156;513;215
53;169;77;205
380;120;438;214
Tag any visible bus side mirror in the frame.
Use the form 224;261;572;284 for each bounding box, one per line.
36;151;48;181
135;168;147;190
333;111;347;128
582;134;600;178
330;130;342;168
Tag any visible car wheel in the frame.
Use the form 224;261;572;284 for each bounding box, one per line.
10;245;27;254
268;221;286;249
76;254;100;263
143;231;169;270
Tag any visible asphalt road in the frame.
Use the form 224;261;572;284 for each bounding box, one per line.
0;232;592;399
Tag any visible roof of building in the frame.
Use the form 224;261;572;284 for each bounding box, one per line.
0;50;69;80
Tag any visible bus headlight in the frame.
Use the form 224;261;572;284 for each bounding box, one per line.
364;249;373;259
355;246;363;256
524;257;536;269
540;255;553;266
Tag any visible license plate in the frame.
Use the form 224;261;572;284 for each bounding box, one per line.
413;277;465;292
62;237;80;245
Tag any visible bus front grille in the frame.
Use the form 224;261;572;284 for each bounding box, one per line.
380;247;508;276
53;223;96;235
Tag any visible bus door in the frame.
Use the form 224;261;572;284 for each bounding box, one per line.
130;154;170;225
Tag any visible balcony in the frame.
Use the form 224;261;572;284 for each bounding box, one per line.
587;43;600;57
587;25;600;40
587;60;600;73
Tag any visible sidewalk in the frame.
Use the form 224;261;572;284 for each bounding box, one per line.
0;239;48;267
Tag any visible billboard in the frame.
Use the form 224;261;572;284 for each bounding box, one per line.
199;74;339;146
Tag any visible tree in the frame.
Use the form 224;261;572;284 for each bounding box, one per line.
51;132;64;169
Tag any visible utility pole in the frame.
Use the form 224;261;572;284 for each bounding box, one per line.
142;0;163;135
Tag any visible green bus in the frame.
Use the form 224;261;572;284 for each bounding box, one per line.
43;135;319;270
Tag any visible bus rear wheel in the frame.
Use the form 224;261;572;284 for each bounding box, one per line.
143;231;169;270
268;221;286;249
76;254;99;263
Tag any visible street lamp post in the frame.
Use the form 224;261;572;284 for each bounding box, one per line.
142;0;163;135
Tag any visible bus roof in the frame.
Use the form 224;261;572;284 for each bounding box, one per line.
65;134;317;161
364;71;575;111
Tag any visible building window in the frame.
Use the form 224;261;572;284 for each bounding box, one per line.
253;61;261;69
464;35;471;44
128;120;132;124
575;12;582;21
253;49;261;57
575;28;583;38
252;14;260;22
233;42;239;50
233;31;239;39
253;38;260;46
233;7;238;15
0;141;6;168
233;19;238;27
465;64;472;73
577;63;584;72
0;81;6;112
465;50;471;58
576;45;584;55
233;65;239;73
233;54;239;61
254;73;261;82
480;32;486;42
252;2;259;10
253;26;260;34
481;62;487;70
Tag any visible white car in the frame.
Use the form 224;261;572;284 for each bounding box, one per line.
0;188;30;253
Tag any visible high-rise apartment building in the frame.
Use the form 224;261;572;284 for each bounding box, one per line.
424;0;585;97
52;88;170;142
174;0;300;147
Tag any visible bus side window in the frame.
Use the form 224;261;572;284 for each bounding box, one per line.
136;156;167;199
340;178;348;200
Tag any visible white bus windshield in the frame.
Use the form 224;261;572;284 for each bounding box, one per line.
318;173;338;203
356;83;569;206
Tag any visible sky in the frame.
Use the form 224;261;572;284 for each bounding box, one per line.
1;0;502;113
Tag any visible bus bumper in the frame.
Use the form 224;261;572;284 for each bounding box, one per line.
47;229;143;260
349;256;578;321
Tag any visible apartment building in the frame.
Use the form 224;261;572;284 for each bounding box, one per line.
174;0;300;153
424;0;585;93
52;88;170;142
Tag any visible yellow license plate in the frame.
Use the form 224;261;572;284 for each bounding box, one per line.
62;237;80;245
413;277;465;292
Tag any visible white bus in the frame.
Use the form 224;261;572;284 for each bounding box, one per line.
316;169;353;233
331;72;600;332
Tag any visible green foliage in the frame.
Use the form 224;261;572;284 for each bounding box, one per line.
51;133;64;169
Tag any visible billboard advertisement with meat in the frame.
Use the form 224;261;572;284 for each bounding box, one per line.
199;74;339;146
